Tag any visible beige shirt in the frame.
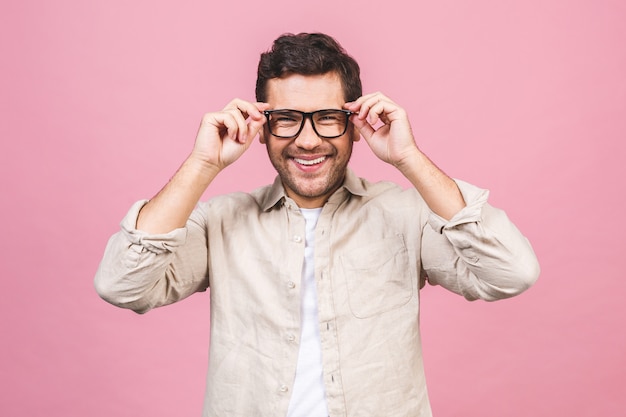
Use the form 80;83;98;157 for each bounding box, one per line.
95;169;539;417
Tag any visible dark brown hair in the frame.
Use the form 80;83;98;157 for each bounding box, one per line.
255;32;362;103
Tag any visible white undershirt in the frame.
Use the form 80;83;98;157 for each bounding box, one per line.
286;208;329;417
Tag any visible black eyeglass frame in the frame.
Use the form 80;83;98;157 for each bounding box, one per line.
263;109;355;139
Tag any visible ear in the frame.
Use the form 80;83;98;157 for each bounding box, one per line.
351;125;361;142
259;128;267;144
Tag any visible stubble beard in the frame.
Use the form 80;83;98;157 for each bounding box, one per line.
270;144;352;203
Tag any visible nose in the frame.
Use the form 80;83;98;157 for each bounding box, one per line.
294;118;323;150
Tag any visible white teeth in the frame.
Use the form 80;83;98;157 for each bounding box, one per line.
294;156;326;166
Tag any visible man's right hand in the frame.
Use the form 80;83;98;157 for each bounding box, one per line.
135;99;269;234
190;99;269;174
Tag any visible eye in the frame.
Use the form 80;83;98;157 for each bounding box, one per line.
275;115;297;122
315;111;344;124
271;112;301;125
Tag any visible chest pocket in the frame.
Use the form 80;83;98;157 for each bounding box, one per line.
340;235;415;319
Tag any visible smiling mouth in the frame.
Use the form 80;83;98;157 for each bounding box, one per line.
294;156;327;166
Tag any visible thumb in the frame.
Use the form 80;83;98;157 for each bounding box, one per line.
351;116;375;142
245;117;266;143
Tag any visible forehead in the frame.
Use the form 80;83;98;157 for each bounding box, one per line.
266;72;345;111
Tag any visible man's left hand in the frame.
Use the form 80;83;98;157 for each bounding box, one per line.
345;92;419;170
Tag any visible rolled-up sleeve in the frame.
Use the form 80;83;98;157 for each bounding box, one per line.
94;200;210;313
421;180;540;301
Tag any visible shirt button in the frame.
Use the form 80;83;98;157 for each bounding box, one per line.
293;235;302;243
287;281;296;289
279;384;289;393
286;333;296;342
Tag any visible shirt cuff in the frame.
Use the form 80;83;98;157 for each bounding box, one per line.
427;179;489;233
119;200;188;254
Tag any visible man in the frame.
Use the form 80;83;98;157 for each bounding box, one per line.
95;32;539;417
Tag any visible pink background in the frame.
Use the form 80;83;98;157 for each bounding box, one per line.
2;0;625;415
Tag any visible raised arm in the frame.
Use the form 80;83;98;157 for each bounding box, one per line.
138;99;269;233
345;93;539;299
94;99;268;312
345;92;465;220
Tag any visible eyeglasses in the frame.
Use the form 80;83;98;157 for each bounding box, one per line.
263;109;354;139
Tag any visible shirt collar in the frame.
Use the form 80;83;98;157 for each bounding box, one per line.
260;168;368;211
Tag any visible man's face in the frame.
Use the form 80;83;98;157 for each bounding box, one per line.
260;72;359;208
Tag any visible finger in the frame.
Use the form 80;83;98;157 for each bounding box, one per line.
194;113;236;154
223;110;250;143
219;113;242;143
254;101;271;115
224;100;270;143
221;101;251;143
222;100;255;143
348;92;389;123
350;91;386;106
365;96;402;126
224;99;269;119
239;102;270;143
245;115;267;144
249;102;270;132
240;102;271;143
349;113;376;141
